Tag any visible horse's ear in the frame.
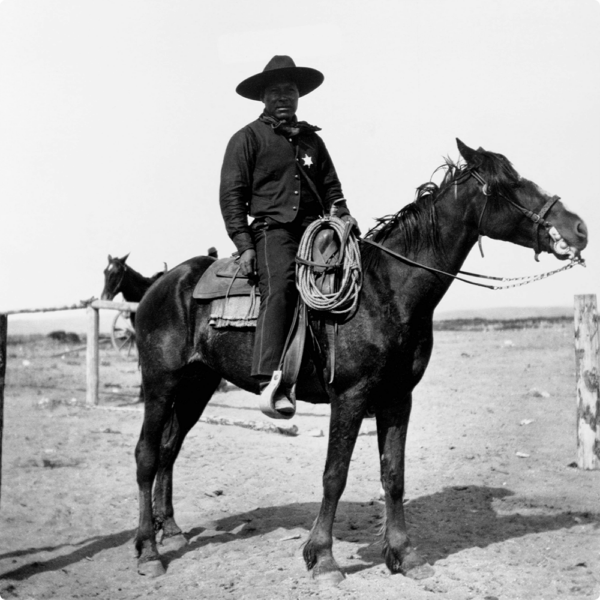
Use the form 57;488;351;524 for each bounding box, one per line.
108;254;113;262
121;253;130;263
163;262;168;273
456;138;479;164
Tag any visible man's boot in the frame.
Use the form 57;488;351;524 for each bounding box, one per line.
258;371;296;419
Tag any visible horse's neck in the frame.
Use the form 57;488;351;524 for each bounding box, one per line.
434;181;481;270
120;268;153;302
366;181;481;310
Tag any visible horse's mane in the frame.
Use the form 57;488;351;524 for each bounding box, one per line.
361;148;522;272
111;257;162;287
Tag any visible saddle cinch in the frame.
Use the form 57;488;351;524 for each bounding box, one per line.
192;227;342;413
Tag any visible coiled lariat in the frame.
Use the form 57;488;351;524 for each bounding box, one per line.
295;216;363;317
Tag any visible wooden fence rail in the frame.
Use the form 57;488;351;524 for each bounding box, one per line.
0;299;139;506
86;300;139;405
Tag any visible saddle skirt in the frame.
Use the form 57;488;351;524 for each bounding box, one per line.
193;257;260;328
193;257;259;300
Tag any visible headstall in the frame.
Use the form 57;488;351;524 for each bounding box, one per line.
360;169;584;290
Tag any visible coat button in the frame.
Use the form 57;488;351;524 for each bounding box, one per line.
292;206;297;210
294;190;299;195
295;174;300;179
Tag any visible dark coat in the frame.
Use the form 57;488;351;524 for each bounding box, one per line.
220;118;346;254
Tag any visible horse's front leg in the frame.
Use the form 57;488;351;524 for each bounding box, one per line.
303;397;364;586
376;393;433;579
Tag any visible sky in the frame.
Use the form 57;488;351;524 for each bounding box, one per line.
0;0;598;320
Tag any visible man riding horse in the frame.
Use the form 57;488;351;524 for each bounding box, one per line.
219;55;360;418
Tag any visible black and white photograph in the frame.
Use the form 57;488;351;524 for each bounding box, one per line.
0;1;598;598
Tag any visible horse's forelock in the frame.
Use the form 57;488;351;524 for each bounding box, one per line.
473;149;521;199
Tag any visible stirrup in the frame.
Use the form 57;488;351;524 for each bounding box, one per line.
258;371;296;420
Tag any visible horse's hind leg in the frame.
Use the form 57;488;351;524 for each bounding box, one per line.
134;371;181;576
303;398;364;586
376;394;433;579
152;365;221;552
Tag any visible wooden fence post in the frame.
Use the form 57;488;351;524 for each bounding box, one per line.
574;294;600;470
0;314;7;506
86;305;99;406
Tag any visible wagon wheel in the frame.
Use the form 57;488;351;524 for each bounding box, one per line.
111;310;136;357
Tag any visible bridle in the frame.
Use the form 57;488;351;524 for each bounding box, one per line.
469;169;561;260
360;169;584;290
106;261;128;297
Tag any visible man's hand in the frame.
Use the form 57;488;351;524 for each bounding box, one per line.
341;214;362;237
239;248;256;277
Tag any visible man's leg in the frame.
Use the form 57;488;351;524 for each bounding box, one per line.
251;223;300;414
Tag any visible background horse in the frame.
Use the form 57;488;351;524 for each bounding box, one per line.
101;253;166;307
133;140;587;583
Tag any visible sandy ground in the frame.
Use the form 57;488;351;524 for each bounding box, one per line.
0;323;599;600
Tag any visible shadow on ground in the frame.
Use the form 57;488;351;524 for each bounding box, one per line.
2;485;597;581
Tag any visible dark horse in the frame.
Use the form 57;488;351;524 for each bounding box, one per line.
101;254;166;305
133;140;587;583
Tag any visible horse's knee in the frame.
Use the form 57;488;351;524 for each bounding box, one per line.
322;470;347;497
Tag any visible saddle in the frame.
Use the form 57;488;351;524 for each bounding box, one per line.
193;258;260;328
192;224;344;413
193;258;259;300
192;225;339;325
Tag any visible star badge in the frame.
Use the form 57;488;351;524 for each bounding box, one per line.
302;154;313;167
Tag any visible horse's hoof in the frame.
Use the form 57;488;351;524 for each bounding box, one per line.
160;533;188;553
405;563;434;580
137;559;166;577
313;569;345;588
312;557;345;588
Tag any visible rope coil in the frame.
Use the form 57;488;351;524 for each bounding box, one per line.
296;216;363;317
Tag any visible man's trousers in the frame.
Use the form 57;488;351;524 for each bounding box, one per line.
250;220;305;380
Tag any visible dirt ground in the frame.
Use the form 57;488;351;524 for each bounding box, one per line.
0;323;599;600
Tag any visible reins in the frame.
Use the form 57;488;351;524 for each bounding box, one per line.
359;237;579;290
293;178;580;383
360;168;583;290
295;167;582;318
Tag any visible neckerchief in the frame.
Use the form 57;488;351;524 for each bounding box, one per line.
259;113;321;137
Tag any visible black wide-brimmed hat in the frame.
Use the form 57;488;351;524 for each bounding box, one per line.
236;55;324;101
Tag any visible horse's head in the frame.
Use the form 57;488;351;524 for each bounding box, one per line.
101;253;130;300
456;139;588;262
